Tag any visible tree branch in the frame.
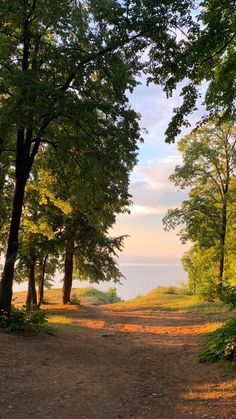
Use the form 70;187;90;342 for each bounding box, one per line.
200;32;236;66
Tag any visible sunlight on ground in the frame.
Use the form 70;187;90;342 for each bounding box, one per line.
72;316;222;336
182;381;236;401
204;322;223;332
48;315;73;325
45;304;223;336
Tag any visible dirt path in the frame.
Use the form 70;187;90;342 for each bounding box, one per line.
0;305;235;418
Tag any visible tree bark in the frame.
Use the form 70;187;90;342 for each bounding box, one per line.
62;240;74;304
218;200;227;297
26;259;37;307
0;170;28;314
0;122;40;315
37;254;48;307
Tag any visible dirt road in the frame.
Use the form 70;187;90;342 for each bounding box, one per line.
0;305;235;418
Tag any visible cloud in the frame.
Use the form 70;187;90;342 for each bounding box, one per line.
130;182;186;208
128;156;186;215
131;204;173;216
129;76;207;154
134;157;181;191
112;76;205;262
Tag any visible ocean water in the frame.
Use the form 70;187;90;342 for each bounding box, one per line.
14;263;187;301
106;264;187;300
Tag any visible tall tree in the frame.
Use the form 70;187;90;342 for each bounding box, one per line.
13;162;70;305
0;0;201;313
163;121;236;297
49;125;134;303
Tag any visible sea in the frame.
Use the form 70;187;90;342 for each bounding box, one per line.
13;262;187;301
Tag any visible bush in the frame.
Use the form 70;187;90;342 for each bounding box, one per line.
106;287;121;303
3;305;48;333
221;285;236;309
70;293;81;306
166;286;177;295
199;318;236;362
77;287;121;304
197;279;218;303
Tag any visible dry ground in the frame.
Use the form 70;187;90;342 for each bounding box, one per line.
0;304;235;419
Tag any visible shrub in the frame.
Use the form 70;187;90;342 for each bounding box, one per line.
166;286;177;295
4;305;48;333
221;285;236;309
106;287;121;303
199;318;236;362
70;293;81;306
181;287;194;296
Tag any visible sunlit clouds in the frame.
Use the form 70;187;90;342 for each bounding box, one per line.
113;80;202;263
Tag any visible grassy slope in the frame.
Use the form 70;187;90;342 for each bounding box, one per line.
13;286;235;343
113;287;230;314
13;285;233;316
13;286;117;305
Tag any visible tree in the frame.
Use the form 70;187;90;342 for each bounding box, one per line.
163;121;236;297
182;246;221;301
148;0;236;142
1;0;197;313
55;140;131;304
13;161;70;306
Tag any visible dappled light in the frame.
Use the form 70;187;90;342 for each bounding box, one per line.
176;381;236;418
74;314;221;337
1;299;235;418
1;1;236;417
182;381;236;401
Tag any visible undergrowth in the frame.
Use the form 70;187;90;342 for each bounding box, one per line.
199;318;236;362
1;305;49;333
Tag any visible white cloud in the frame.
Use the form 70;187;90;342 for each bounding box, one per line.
132;156;182;193
112;76;206;262
130;204;173;216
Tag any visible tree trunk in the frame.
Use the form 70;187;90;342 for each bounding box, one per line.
0;173;28;314
62;240;74;304
26;259;37;307
217;195;228;298
218;231;226;298
38;254;48;307
0;16;48;315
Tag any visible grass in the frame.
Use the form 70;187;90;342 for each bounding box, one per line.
13;285;232;314
47;314;84;335
13;286;120;306
114;286;230;314
74;287;118;304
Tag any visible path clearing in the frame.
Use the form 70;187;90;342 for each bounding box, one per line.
0;305;235;418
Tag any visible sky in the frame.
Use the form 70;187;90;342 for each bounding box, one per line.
112;79;203;265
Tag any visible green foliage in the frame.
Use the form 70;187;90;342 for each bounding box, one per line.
76;287;121;304
106;287;121;303
199;318;236;362
70;293;81;306
164;121;236;302
3;306;48;333
1;0;234;310
166;286;178;295
149;0;236;142
221;285;236;309
120;286;228;313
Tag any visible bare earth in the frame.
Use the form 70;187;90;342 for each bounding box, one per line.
0;305;235;419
